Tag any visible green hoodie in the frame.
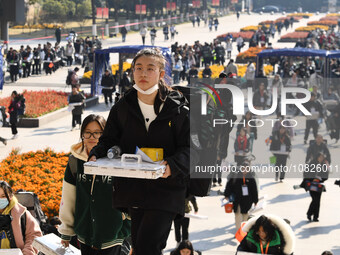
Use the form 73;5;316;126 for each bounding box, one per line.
58;142;131;249
246;229;281;254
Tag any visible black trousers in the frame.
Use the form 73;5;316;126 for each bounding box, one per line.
102;89;113;105
67;56;73;66
32;60;41;74
130;208;175;255
275;155;288;180
307;191;322;220
80;243;121;255
304;119;318;141
72;114;82;127
10;118;18;135
213;159;222;184
23;62;31;77
44;63;52;75
141;36;145;45
174;216;190;243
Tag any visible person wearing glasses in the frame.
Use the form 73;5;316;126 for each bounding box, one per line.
58;114;131;255
89;48;190;255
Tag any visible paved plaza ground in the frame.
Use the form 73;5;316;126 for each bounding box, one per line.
1;12;340;255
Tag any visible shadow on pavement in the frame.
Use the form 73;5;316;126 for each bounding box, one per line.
267;193;309;205
186;224;237;250
295;223;340;239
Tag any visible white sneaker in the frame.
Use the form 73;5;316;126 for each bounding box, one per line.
12;134;18;139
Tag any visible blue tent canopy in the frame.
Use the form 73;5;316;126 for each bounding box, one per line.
91;45;172;96
257;48;329;58
256;48;329;77
0;46;3;92
327;50;340;58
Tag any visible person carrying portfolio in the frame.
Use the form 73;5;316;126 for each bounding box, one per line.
58;114;131;254
89;48;190;255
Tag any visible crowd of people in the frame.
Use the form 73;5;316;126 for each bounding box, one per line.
4;34;102;83
2;12;340;255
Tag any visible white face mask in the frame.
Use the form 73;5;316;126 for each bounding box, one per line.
0;198;9;210
133;84;159;95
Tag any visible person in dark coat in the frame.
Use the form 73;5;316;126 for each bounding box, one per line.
68;86;85;130
302;153;329;222
224;160;258;230
252;83;269;110
305;134;331;164
8;91;21;139
270;126;291;182
303;93;323;144
89;48;190;255
8;50;20;83
43;49;55;75
121;26;128;42
101;70;115;106
55;27;61;44
163;25;169;41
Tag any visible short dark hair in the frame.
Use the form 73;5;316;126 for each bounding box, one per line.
321;251;333;255
74;67;79;72
177;240;194;254
0;181;14;203
80;114;107;151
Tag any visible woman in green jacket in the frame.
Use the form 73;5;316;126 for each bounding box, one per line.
58;114;131;255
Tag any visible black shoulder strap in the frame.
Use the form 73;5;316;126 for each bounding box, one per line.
68;154;78;178
20;212;26;243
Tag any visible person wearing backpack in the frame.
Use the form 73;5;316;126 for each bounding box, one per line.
89;48;190;255
0;181;42;254
58;114;131;255
8;91;21;139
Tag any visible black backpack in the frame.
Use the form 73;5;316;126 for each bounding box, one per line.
66;70;73;85
15;191;48;233
17;95;26;116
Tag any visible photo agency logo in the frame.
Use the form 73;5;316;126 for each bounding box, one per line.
198;82;312;128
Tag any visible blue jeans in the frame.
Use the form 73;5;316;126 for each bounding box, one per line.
173;71;180;84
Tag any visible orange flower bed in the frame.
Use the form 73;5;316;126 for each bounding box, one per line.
1;148;68;218
0;90;68;118
320;16;339;21
308;20;337;26
259;20;274;25
217;32;254;40
281;32;309;39
237;47;266;59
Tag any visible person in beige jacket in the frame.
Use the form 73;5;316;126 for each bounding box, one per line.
0;181;42;254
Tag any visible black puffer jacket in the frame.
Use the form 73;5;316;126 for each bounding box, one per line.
90;88;190;215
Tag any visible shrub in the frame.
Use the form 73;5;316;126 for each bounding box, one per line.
0;90;68;118
0;148;68;218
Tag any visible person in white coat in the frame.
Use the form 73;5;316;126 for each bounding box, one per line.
140;26;147;45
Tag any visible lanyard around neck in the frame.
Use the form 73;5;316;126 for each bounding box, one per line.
260;241;270;254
